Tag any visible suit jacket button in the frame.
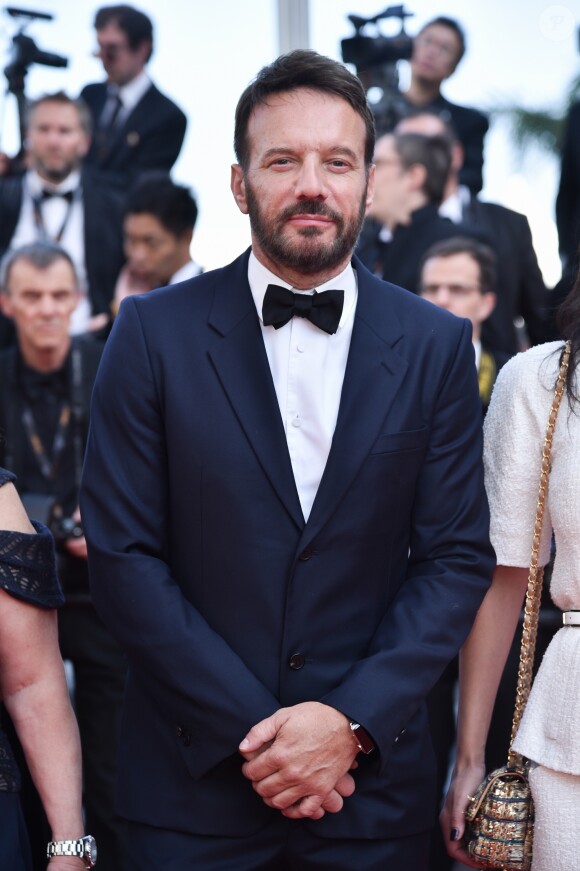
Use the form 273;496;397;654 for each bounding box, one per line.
176;726;191;746
299;545;313;561
289;653;306;670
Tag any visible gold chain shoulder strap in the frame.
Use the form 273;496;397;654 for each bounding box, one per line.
508;341;571;767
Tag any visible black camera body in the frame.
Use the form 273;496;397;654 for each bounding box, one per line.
3;7;68;96
341;4;415;133
49;513;84;543
20;493;83;542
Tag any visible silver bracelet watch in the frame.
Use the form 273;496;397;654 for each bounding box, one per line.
47;834;97;868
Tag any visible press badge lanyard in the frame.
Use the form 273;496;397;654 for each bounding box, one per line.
31;190;77;244
19;347;84;485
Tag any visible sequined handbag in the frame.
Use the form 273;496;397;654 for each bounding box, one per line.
464;341;571;871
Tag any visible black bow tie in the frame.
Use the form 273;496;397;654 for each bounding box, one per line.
262;284;344;335
41;188;74;203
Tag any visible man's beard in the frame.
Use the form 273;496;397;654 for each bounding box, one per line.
244;180;368;274
35;157;78;185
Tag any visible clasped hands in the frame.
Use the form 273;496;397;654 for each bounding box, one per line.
239;701;359;820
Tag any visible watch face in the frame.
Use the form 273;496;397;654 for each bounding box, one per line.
83;836;97;866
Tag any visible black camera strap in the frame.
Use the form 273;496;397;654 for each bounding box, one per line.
21;400;71;481
69;345;85;490
14;345;85;489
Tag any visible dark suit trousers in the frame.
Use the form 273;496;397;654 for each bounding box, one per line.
124;817;430;870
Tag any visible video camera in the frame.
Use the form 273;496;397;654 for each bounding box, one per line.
2;7;68;163
4;7;67;92
341;4;414;133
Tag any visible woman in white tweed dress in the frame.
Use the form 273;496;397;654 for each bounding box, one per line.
440;280;580;870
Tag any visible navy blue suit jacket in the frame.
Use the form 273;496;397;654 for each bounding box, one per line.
81;251;494;840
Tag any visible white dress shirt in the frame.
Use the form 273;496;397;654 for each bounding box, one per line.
248;251;357;521
473;339;482;371
115;70;151;122
438;185;471;224
10;169;90;335
170;259;202;284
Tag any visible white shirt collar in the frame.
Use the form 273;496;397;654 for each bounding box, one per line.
248;250;357;332
170;260;202;284
439;185;471;224
27;168;82;197
115;69;151;113
473;339;482;371
378;224;393;243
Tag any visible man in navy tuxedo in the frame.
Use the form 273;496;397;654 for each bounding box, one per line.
81;50;494;870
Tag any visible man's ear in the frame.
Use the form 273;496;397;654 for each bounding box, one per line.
0;293;12;319
451;142;465;173
365;164;375;215
407;162;427;193
479;291;497;323
79;133;91;160
230;164;249;215
180;228;194;248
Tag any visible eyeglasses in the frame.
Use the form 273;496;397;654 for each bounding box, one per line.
93;42;128;61
414;33;459;61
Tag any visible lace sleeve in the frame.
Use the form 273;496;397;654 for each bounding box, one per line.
0;468;16;488
0;522;64;608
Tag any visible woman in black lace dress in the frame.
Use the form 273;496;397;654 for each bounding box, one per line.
0;469;86;870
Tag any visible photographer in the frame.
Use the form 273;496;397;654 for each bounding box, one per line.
0;242;128;871
400;16;488;194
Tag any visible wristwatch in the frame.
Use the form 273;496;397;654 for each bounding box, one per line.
349;720;375;755
47;835;97;868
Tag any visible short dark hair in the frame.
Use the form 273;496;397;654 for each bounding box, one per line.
27;91;93;136
94;4;153;58
234;49;375;170
392;132;452;205
419;236;497;295
0;242;77;293
418;16;466;65
125;173;198;236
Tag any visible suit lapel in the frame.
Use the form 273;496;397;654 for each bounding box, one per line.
110;84;158;152
303;261;409;542
207;253;304;530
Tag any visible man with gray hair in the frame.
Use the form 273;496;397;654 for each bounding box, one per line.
0;241;128;870
0;92;125;347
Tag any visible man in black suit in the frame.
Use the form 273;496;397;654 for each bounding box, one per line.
80;49;494;870
0;92;125;348
396;16;488;194
81;4;187;188
356;131;461;293
397;111;547;356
